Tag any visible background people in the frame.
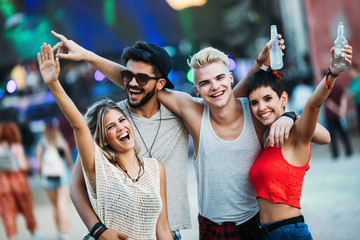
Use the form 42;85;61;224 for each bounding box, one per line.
0;122;43;240
36;120;73;240
324;83;353;159
349;63;360;133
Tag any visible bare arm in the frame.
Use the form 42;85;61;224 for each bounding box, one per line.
158;89;202;141
311;123;331;145
63;141;73;170
51;31;125;88
233;35;285;98
36;145;43;176
38;43;96;186
156;161;172;239
296;45;352;143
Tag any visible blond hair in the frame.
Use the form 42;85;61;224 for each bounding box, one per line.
188;47;229;69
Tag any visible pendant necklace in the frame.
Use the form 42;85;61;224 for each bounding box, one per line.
125;102;161;158
116;156;144;183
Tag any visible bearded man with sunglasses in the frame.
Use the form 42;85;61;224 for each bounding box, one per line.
51;31;191;240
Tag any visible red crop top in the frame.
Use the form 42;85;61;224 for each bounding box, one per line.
249;146;310;208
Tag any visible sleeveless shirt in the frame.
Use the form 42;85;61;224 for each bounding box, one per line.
194;98;261;225
249;146;310;208
118;101;191;231
83;144;162;239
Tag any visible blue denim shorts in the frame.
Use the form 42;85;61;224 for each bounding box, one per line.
259;218;313;240
42;168;70;190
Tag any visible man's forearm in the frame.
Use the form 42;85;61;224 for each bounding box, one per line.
70;159;100;230
86;50;126;88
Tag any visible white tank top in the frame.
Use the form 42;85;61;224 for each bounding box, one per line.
194;98;261;225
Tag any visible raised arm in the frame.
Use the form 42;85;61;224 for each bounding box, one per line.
51;31;125;88
233;35;285;98
296;45;352;143
37;43;95;185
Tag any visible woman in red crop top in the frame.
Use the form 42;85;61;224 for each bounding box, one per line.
245;45;353;239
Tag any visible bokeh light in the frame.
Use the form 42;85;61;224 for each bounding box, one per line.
186;69;193;83
164;46;177;58
94;70;106;82
228;56;237;71
0;89;3;99
6;79;17;94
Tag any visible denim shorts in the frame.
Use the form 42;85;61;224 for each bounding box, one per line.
42;168;70;190
259;220;313;240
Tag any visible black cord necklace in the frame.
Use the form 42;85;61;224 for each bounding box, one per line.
115;156;144;183
125;102;161;158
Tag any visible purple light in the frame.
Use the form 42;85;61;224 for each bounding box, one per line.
6;79;17;94
228;56;237;71
94;70;106;82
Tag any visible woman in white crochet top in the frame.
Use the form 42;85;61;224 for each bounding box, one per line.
37;43;172;240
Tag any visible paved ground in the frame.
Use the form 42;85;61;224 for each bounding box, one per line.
1;134;359;240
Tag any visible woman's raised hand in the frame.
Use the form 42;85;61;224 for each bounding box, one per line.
37;43;60;85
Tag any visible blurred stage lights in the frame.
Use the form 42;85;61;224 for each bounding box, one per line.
228;56;236;71
166;0;207;10
6;79;17;94
0;89;3;99
186;69;193;83
94;70;106;82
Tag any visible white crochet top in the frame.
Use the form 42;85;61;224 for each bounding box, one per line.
83;144;162;239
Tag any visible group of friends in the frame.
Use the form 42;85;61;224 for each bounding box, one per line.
36;29;353;240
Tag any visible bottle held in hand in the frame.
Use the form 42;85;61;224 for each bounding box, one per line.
334;22;348;70
270;25;283;70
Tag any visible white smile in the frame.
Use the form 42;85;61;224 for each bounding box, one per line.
119;132;130;141
129;89;142;94
260;112;272;118
211;91;225;98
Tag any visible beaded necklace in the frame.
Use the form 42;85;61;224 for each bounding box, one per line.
115;156;144;183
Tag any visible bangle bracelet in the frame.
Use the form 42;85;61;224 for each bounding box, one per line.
90;222;103;237
281;111;298;122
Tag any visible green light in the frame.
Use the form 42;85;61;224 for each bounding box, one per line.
187;69;194;83
104;0;115;26
0;0;16;19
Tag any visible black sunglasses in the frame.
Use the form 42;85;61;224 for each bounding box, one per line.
121;70;163;86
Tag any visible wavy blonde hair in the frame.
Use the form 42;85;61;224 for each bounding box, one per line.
84;98;140;163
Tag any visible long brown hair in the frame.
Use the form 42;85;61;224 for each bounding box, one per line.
0;122;22;146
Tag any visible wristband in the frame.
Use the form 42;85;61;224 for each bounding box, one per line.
256;58;270;71
256;59;283;79
93;225;107;240
281;111;298;122
325;68;338;91
90;222;103;237
325;68;339;78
